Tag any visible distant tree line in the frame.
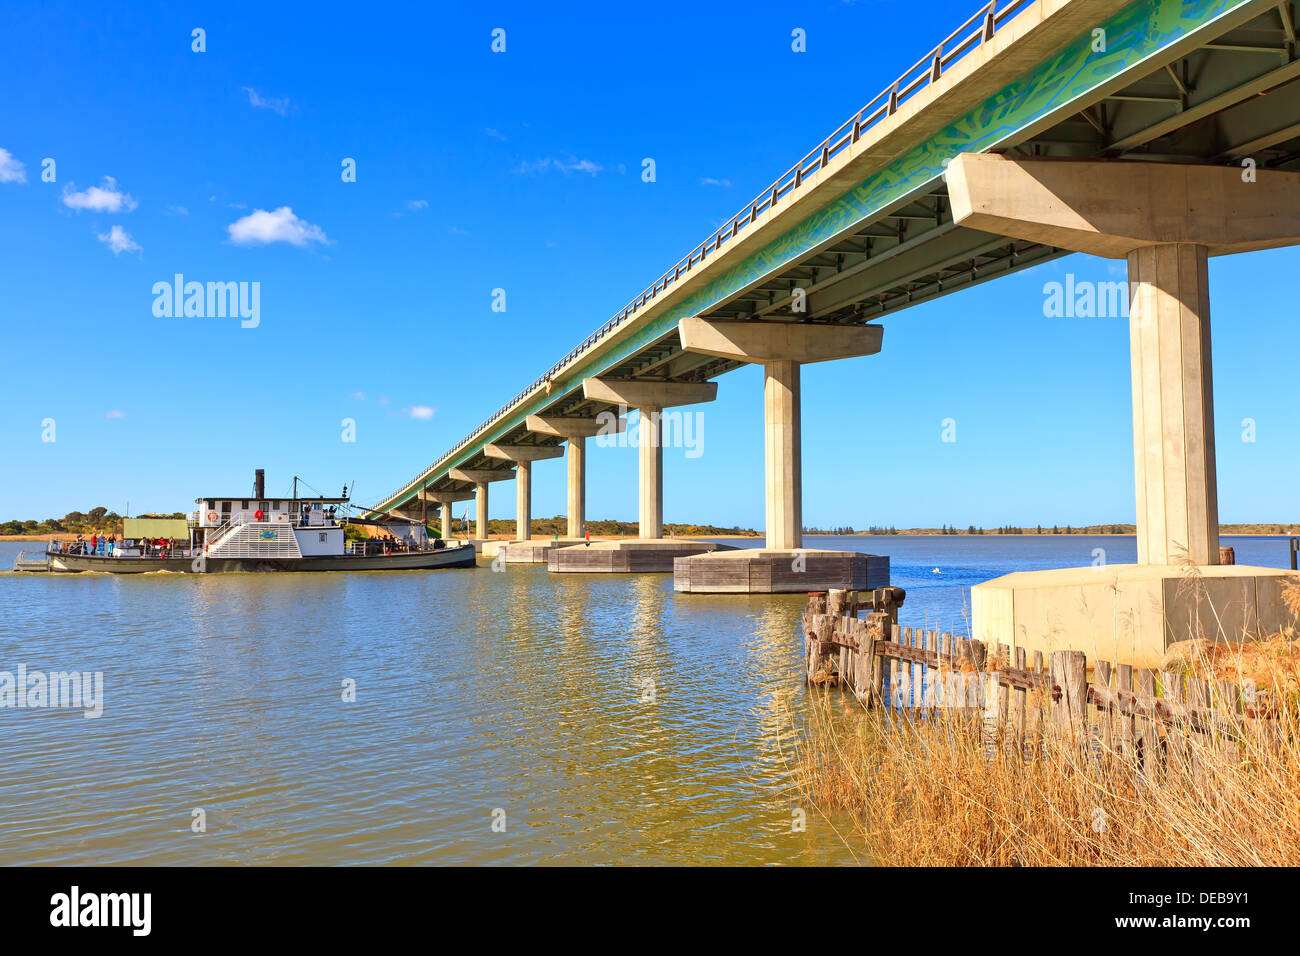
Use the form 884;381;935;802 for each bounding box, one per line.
0;507;183;537
463;517;759;537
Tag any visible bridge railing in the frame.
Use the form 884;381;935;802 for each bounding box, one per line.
377;0;1035;510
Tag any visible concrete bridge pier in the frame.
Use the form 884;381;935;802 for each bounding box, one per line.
947;153;1300;665
547;378;733;573
484;443;564;562
671;318;890;593
497;414;628;564
420;489;473;541
449;466;514;554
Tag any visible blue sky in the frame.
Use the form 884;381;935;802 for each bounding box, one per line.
2;0;1296;528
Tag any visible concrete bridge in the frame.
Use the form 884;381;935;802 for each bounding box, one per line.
374;0;1300;659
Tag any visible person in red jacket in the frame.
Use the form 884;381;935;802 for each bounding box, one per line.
90;533;98;555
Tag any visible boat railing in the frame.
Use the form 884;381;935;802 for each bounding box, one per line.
14;549;52;572
345;537;457;556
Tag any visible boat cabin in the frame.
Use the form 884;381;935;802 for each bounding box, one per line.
187;470;351;557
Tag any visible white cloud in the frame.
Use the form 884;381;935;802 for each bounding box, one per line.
404;199;428;211
485;128;507;141
105;409;124;419
166;204;189;216
0;148;26;183
701;177;732;188
63;176;138;213
227;206;328;247
449;225;470;236
350;390;366;400
402;405;435;420
514;156;603;176
97;225;141;256
242;87;291;116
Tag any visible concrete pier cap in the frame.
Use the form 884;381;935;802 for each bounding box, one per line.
947;151;1300;663
525;414;623;438
674;317;888;593
946;152;1300;259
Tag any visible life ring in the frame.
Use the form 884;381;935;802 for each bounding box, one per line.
206;511;219;523
254;509;265;521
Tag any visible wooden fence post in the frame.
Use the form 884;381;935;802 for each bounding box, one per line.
1187;676;1210;787
1010;646;1026;753
870;616;886;707
1117;664;1135;761
1094;659;1113;756
1135;668;1160;778
1049;650;1087;742
890;623;904;711
996;643;1010;737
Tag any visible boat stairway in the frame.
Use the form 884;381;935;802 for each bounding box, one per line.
206;521;303;559
13;549;52;572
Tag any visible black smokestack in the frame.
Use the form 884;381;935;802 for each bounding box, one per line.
254;469;265;499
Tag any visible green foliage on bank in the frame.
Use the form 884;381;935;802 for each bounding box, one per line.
467;516;759;538
0;507;185;536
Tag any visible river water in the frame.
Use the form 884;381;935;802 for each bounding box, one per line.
0;535;1292;865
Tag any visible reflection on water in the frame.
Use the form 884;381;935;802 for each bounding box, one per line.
0;534;1289;865
0;544;839;865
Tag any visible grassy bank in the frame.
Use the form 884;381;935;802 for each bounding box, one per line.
787;582;1300;866
789;692;1300;866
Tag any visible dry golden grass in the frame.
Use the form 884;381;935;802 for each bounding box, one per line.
789;690;1300;865
788;581;1300;866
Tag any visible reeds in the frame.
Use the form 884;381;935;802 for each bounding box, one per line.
786;576;1300;866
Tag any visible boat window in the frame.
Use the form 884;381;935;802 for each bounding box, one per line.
241;500;249;509
319;533;327;542
206;499;215;510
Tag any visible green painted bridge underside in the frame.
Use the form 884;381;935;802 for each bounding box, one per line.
377;0;1256;513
